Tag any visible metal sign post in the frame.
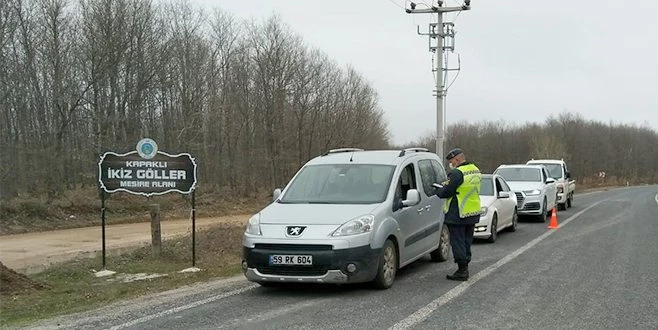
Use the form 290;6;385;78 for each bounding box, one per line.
192;190;196;268
101;190;106;270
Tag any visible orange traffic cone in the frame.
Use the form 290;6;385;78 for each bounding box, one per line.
547;207;559;229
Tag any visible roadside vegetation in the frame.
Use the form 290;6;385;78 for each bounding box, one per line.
0;223;244;327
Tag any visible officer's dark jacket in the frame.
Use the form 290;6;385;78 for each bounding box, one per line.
436;162;481;225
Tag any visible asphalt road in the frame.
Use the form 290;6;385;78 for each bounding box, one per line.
29;186;658;330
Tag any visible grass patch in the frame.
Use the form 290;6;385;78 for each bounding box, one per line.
0;223;244;328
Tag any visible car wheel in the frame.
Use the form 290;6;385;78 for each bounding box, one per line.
372;239;397;289
558;202;566;211
509;209;518;232
487;214;498;243
567;194;572;208
430;225;450;262
538;198;547;222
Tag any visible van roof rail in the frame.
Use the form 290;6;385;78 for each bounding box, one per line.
399;147;429;157
322;148;364;156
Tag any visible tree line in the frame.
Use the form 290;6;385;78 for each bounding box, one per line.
404;112;658;185
1;0;656;202
0;0;389;200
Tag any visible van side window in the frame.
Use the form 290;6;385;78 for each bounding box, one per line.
430;160;447;184
394;164;417;210
418;160;437;196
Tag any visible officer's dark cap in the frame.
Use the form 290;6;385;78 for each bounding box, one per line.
446;148;464;160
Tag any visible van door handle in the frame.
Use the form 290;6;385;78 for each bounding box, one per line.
425;205;431;211
417;208;423;214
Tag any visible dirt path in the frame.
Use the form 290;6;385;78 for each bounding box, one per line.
0;214;250;274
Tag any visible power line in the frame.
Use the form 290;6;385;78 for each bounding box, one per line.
387;0;405;10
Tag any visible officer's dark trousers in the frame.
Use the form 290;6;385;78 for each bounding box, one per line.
446;223;475;264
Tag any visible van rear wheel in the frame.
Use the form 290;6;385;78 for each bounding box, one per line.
372;239;397;289
430;225;450;262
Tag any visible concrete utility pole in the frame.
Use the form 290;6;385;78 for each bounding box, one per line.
406;1;470;158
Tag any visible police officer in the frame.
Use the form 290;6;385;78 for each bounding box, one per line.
435;148;482;281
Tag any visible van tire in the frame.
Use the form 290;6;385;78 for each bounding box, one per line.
430;225;450;262
372;239;397;289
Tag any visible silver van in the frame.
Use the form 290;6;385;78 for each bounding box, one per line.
242;148;450;289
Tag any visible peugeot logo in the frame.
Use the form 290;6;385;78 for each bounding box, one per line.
286;226;306;237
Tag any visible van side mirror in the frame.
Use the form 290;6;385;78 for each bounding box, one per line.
402;189;421;207
272;188;282;202
546;178;556;184
498;191;510;199
566;171;571;179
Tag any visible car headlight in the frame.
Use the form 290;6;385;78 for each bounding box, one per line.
330;215;374;237
523;189;541;196
557;186;564;193
245;213;262;236
480;206;488;216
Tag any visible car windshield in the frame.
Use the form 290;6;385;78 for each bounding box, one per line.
496;167;541;182
479;177;494;196
533;163;562;179
279;164;395;204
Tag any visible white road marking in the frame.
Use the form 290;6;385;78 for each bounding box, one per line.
390;201;604;330
107;284;257;330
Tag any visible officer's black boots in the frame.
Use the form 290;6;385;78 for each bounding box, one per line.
446;263;469;281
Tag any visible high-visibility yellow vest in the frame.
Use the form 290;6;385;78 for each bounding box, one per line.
443;163;482;218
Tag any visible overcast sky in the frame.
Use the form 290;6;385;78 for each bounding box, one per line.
195;0;658;145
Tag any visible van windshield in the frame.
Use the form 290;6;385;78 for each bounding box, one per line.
280;164;395;204
495;167;541;182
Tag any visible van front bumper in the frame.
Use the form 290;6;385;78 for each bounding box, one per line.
243;244;381;284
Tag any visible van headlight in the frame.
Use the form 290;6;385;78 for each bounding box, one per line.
245;213;262;236
523;189;541;196
330;215;374;237
480;206;488;216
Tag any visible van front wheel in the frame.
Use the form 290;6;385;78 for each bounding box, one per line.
372;239;397;289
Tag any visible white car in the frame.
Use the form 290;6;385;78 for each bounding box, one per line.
494;164;558;222
476;174;519;242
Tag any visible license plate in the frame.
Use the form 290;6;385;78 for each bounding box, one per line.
269;255;313;265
